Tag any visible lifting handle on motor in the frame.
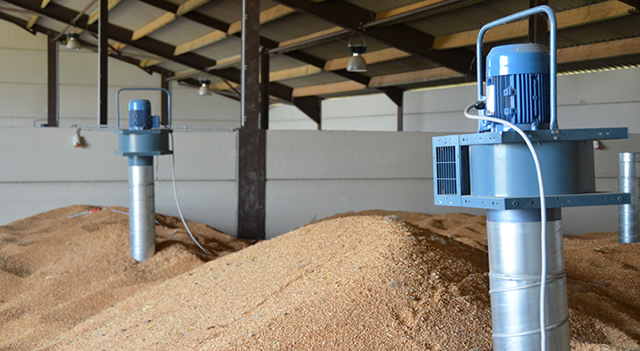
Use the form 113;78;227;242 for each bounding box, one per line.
475;5;558;130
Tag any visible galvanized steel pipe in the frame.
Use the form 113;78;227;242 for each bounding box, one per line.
487;209;569;351
128;156;155;261
619;152;640;243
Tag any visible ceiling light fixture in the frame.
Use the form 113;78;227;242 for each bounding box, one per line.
198;79;212;96
347;36;367;72
66;33;81;51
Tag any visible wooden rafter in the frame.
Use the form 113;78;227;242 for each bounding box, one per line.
375;0;449;20
132;12;176;40
557;37;640;63
293;81;365;97
228;4;294;33
369;67;461;87
174;31;226;55
324;48;410;71
434;0;633;49
176;0;212;16
26;15;38;29
140;59;161;68
270;65;322;81
40;0;51;8
174;5;295;56
277;26;343;48
88;0;122;25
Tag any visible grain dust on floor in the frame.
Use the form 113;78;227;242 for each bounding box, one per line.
0;206;638;350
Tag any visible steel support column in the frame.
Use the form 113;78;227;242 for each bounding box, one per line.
260;48;269;130
529;0;549;47
237;0;265;240
47;35;59;127
161;74;170;126
384;87;404;132
98;0;108;125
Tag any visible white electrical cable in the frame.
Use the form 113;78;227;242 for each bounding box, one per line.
463;103;548;351
169;133;211;256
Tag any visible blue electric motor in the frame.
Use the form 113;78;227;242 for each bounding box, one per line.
128;99;160;130
481;43;550;132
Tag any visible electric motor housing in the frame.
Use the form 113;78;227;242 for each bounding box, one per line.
128;99;159;131
481;43;550;132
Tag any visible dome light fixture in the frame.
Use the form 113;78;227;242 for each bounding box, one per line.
66;33;81;51
347;36;367;72
198;79;212;96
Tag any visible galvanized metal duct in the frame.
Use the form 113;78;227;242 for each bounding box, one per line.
619;152;640;243
487;209;570;351
128;157;156;262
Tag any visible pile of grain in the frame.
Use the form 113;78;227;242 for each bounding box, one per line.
1;206;638;350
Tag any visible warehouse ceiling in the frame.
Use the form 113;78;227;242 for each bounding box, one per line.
0;0;639;119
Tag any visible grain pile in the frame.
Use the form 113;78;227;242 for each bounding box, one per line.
1;206;639;350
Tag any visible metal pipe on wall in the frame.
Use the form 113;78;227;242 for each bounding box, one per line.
619;152;640;243
487;209;570;351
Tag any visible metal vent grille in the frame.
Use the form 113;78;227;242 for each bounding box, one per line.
436;145;457;195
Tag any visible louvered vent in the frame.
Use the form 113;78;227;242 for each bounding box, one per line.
435;145;457;195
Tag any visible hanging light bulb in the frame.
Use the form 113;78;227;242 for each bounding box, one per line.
66;33;81;51
198;79;212;96
347;36;367;72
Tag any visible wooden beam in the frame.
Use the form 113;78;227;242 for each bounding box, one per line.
88;0;122;25
176;0;211;16
174;4;294;56
270;65;322;81
228;5;294;34
41;0;51;8
140;59;160;67
174;30;226;55
557;37;640;63
434;0;634;49
131;12;176;41
293;81;366;97
370;67;461;87
375;0;448;20
26;15;38;29
324;47;410;71
174;68;199;80
210;80;238;91
277;26;343;48
111;42;126;50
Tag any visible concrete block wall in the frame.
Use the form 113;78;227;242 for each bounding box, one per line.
0;128;238;235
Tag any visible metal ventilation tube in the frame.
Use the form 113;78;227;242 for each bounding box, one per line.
128;156;156;261
488;209;569;350
619;152;640;243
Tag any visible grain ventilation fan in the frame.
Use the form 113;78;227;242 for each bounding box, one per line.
115;88;172;262
432;6;630;351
